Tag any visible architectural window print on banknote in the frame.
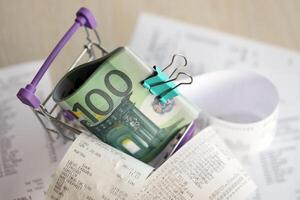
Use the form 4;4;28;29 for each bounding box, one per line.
52;47;199;163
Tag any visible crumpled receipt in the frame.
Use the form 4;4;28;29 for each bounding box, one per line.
46;133;154;200
47;127;256;200
134;127;257;200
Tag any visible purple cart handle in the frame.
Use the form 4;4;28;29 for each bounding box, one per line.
17;7;97;108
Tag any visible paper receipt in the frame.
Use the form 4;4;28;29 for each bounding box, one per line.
46;133;154;200
134;127;256;200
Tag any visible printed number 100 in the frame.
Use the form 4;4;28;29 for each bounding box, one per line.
72;70;133;124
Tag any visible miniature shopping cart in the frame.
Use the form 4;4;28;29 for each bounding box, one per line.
16;7;197;159
17;7;107;141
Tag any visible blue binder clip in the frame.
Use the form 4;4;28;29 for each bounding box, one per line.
152;72;193;103
142;54;192;103
142;66;169;90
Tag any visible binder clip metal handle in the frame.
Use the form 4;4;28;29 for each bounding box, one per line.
155;72;193;103
142;55;192;103
17;7;98;108
143;54;188;90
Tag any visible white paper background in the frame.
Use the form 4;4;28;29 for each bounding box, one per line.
130;13;300;200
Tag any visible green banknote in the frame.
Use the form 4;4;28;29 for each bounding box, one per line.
53;47;198;162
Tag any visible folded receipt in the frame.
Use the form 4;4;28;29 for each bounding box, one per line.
46;133;154;200
46;127;256;200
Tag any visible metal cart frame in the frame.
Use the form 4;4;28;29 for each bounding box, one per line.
17;7;107;141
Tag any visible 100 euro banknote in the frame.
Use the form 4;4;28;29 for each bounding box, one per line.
52;47;198;162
